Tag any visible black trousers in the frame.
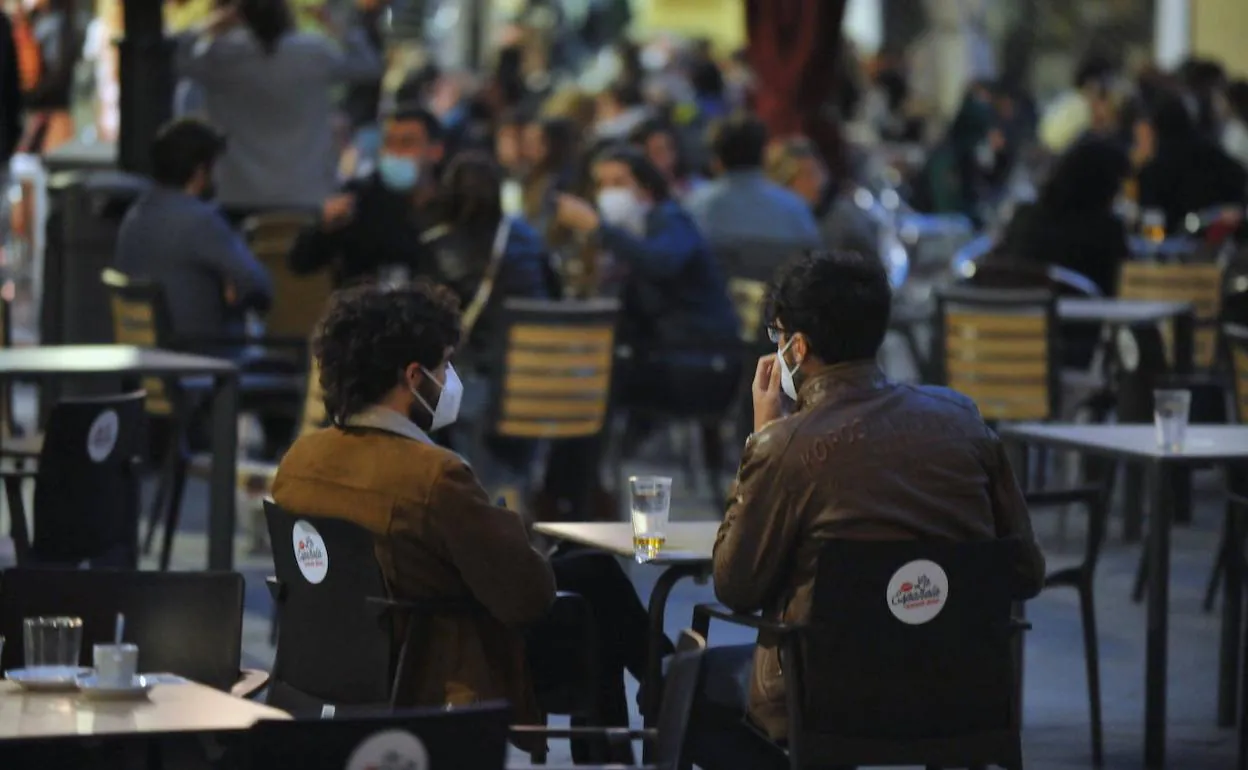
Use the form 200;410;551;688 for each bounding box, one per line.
527;549;673;763
686;644;789;770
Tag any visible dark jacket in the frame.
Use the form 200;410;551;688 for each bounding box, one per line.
1139;140;1248;234
288;174;432;288
0;13;22;162
714;362;1045;739
598;199;738;348
996;200;1129;296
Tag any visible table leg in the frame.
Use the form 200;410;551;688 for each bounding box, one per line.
642;564;702;728
207;374;238;571
1170;312;1196;528
1144;461;1173;768
1124;464;1145;541
1220;494;1245;727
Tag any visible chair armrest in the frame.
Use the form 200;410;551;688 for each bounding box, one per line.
692;603;802;639
231;668;270;699
509;725;656;742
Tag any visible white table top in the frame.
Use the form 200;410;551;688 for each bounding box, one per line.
0;345;237;378
0;679;288;740
999;424;1248;463
535;522;718;564
1057;297;1192;325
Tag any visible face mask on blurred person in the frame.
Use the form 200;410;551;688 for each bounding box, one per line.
379;153;421;192
596;187;648;236
410;363;463;432
778;336;802;400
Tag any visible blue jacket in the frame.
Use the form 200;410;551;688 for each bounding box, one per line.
599;200;739;348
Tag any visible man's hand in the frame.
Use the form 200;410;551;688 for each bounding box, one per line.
752;354;785;433
554;194;600;233
321;193;356;231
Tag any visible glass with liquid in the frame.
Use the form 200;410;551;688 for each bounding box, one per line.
629;476;672;562
1154;389;1192;453
1141;209;1166;244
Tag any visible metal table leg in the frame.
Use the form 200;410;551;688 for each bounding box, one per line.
641;563;703;743
1144;461;1174;768
1220;490;1246;727
207;373;239;571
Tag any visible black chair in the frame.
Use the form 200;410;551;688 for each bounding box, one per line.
246;702;512;770
1;392;146;567
512;628;707;770
693;540;1028;770
263;500;600;763
0;567;266;696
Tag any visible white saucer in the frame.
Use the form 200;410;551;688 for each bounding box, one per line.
75;674;154;700
5;666;92;692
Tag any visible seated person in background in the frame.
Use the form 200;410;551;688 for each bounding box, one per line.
691;250;1046;770
1137;94;1248;234
272;283;665;762
288;106;444;288
116;118;273;345
555;145;741;419
685;115;821;252
994;136;1130;297
629;118;704;201
764;136;878;257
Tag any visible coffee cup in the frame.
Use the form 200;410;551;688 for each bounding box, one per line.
93;643;139;687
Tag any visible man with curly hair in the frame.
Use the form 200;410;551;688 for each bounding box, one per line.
273;282;663;762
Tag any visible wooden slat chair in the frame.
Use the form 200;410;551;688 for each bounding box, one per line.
1200;324;1248;612
243;212;332;345
1119;261;1225;369
727;277;771;444
933;287;1060;423
488;299;619;442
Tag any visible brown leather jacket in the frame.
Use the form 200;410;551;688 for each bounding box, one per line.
272;408;556;731
714;361;1046;739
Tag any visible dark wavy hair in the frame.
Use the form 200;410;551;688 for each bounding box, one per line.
767;249;891;365
314;283;461;425
592;143;671;202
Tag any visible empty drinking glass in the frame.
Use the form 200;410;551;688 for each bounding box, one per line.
23;617;83;670
1154;389;1192;453
629;476;672;562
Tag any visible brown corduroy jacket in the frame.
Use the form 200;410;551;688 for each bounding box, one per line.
271;407;556;731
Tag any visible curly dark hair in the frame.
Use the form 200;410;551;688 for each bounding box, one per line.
768;250;891;365
314;282;462;424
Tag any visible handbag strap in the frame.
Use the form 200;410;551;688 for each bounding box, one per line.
460;217;512;339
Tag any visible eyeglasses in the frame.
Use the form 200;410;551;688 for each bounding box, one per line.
766;326;784;344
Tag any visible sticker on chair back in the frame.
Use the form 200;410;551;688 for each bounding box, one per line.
292;520;329;584
886;560;949;625
86;409;120;463
346;728;429;770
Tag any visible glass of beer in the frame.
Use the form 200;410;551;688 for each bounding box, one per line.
629;476;672;562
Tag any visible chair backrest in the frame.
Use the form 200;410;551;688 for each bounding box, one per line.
964;257;1102;298
1226;323;1248;423
0;568;245;690
245;703;511;770
652;629;707;770
727;277;767;344
794;539;1023;767
243;212;333;340
29;392;146;566
263;500;397;711
934;286;1059;421
490;298;619;440
100;268;177;416
1119;261;1224;368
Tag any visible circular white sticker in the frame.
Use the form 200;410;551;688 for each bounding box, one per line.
291;520;329;584
86;409;120;463
885;559;949;625
346;729;429;770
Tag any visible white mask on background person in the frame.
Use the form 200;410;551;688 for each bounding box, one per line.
500;179;524;216
596;187;648;236
778;337;802;401
412;363;464;431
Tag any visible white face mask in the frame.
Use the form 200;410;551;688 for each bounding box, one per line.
596;187;648;236
412;363;463;431
778;337;801;400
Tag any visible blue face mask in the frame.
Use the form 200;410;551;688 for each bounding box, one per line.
378;153;420;191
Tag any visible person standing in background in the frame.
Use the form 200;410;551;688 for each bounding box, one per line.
338;0;387;177
176;0;382;221
13;0;76;154
0;9;23;165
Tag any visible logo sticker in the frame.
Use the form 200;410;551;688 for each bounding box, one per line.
885;560;949;625
292;520;329;584
86;409;120;463
346;728;429;770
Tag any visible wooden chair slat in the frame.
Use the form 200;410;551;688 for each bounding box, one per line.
509;325;616;348
245;212;331;340
505;349;614;371
502;397;607;420
728;278;767;343
504;373;611;395
946;336;1048;357
946;312;1047;335
495;419;605;439
942;359;1049;378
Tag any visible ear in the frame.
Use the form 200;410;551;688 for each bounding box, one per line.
404;362;423;391
792;333;809;362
